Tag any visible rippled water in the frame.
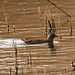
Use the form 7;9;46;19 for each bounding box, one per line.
0;0;75;75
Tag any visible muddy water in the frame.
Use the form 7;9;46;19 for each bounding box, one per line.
0;0;75;75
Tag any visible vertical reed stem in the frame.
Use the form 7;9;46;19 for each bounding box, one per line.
69;17;72;36
22;67;23;75
2;4;8;25
58;16;60;36
37;0;40;5
15;59;18;75
48;20;52;33
23;0;26;11
13;43;18;75
27;55;29;65
29;52;32;66
10;67;11;75
46;22;47;38
2;4;10;33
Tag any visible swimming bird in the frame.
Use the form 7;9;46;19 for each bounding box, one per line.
21;33;60;44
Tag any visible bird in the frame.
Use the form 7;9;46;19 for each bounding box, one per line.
21;33;60;44
71;61;75;71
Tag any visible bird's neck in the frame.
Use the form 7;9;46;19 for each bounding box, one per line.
48;38;53;42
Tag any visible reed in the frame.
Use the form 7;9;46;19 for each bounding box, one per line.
22;67;23;75
29;52;32;66
45;21;47;38
10;67;11;75
27;55;29;65
13;41;18;75
47;0;71;17
69;17;72;36
26;53;32;66
13;25;15;32
44;69;47;75
44;8;53;37
58;16;60;36
44;9;48;38
52;18;55;29
47;9;52;33
24;0;26;11
37;0;40;5
15;44;18;75
2;4;10;33
38;6;41;14
21;59;23;75
2;4;8;25
51;18;56;33
37;0;42;20
47;0;72;36
48;20;51;33
38;6;42;19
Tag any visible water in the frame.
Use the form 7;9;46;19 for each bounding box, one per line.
0;0;75;75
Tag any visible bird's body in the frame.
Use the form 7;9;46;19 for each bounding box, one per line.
22;39;50;44
22;33;59;44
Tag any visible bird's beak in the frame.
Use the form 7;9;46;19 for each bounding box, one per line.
55;35;59;37
55;35;62;39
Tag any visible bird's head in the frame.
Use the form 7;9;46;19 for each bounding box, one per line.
47;33;59;41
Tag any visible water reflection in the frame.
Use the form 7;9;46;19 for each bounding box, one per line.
50;47;56;56
48;42;54;48
48;43;56;56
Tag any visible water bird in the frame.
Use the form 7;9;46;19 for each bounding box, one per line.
22;33;61;44
71;61;75;71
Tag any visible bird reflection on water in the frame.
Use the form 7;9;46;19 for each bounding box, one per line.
48;42;56;56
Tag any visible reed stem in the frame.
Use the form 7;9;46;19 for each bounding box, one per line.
47;0;71;17
10;67;11;75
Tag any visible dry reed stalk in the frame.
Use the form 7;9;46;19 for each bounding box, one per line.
47;0;72;36
52;18;56;33
69;17;72;36
20;57;24;75
13;41;18;75
44;8;53;37
37;0;42;20
48;20;51;33
45;22;47;38
10;67;11;75
44;69;47;75
29;52;32;66
13;25;15;32
14;44;18;75
47;0;71;17
58;16;60;36
37;0;40;5
2;4;10;33
38;6;42;19
52;18;55;29
2;4;8;25
27;55;29;65
44;9;48;38
22;67;23;75
24;0;26;11
47;8;56;33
